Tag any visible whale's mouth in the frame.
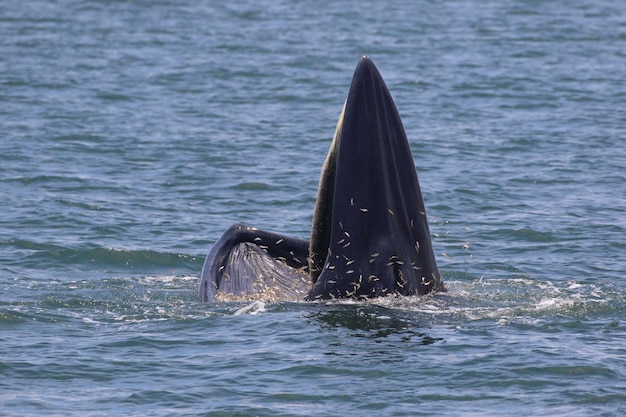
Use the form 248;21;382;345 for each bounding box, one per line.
199;57;443;302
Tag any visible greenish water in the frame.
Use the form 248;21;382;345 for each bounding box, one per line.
1;0;625;415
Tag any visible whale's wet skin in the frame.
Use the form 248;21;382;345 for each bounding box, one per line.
200;57;444;302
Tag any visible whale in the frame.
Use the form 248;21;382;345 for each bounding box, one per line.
199;56;445;302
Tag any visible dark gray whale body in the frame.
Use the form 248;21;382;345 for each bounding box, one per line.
199;57;444;302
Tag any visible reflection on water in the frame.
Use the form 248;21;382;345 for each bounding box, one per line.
306;303;443;346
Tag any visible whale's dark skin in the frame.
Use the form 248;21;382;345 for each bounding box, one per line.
199;57;444;302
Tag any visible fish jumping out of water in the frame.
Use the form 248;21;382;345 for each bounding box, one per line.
199;57;444;302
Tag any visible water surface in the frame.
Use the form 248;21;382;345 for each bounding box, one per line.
1;1;625;415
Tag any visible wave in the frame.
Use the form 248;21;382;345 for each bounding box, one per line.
0;274;204;325
210;274;624;331
362;276;625;326
2;238;203;272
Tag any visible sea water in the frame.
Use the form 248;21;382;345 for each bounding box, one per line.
1;1;625;415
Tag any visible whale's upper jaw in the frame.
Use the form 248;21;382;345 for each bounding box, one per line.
307;56;443;300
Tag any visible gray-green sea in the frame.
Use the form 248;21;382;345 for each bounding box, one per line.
1;0;625;415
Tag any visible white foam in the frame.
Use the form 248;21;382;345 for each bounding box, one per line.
233;301;267;316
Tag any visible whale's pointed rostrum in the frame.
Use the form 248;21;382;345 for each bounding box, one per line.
307;57;443;299
199;56;444;302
